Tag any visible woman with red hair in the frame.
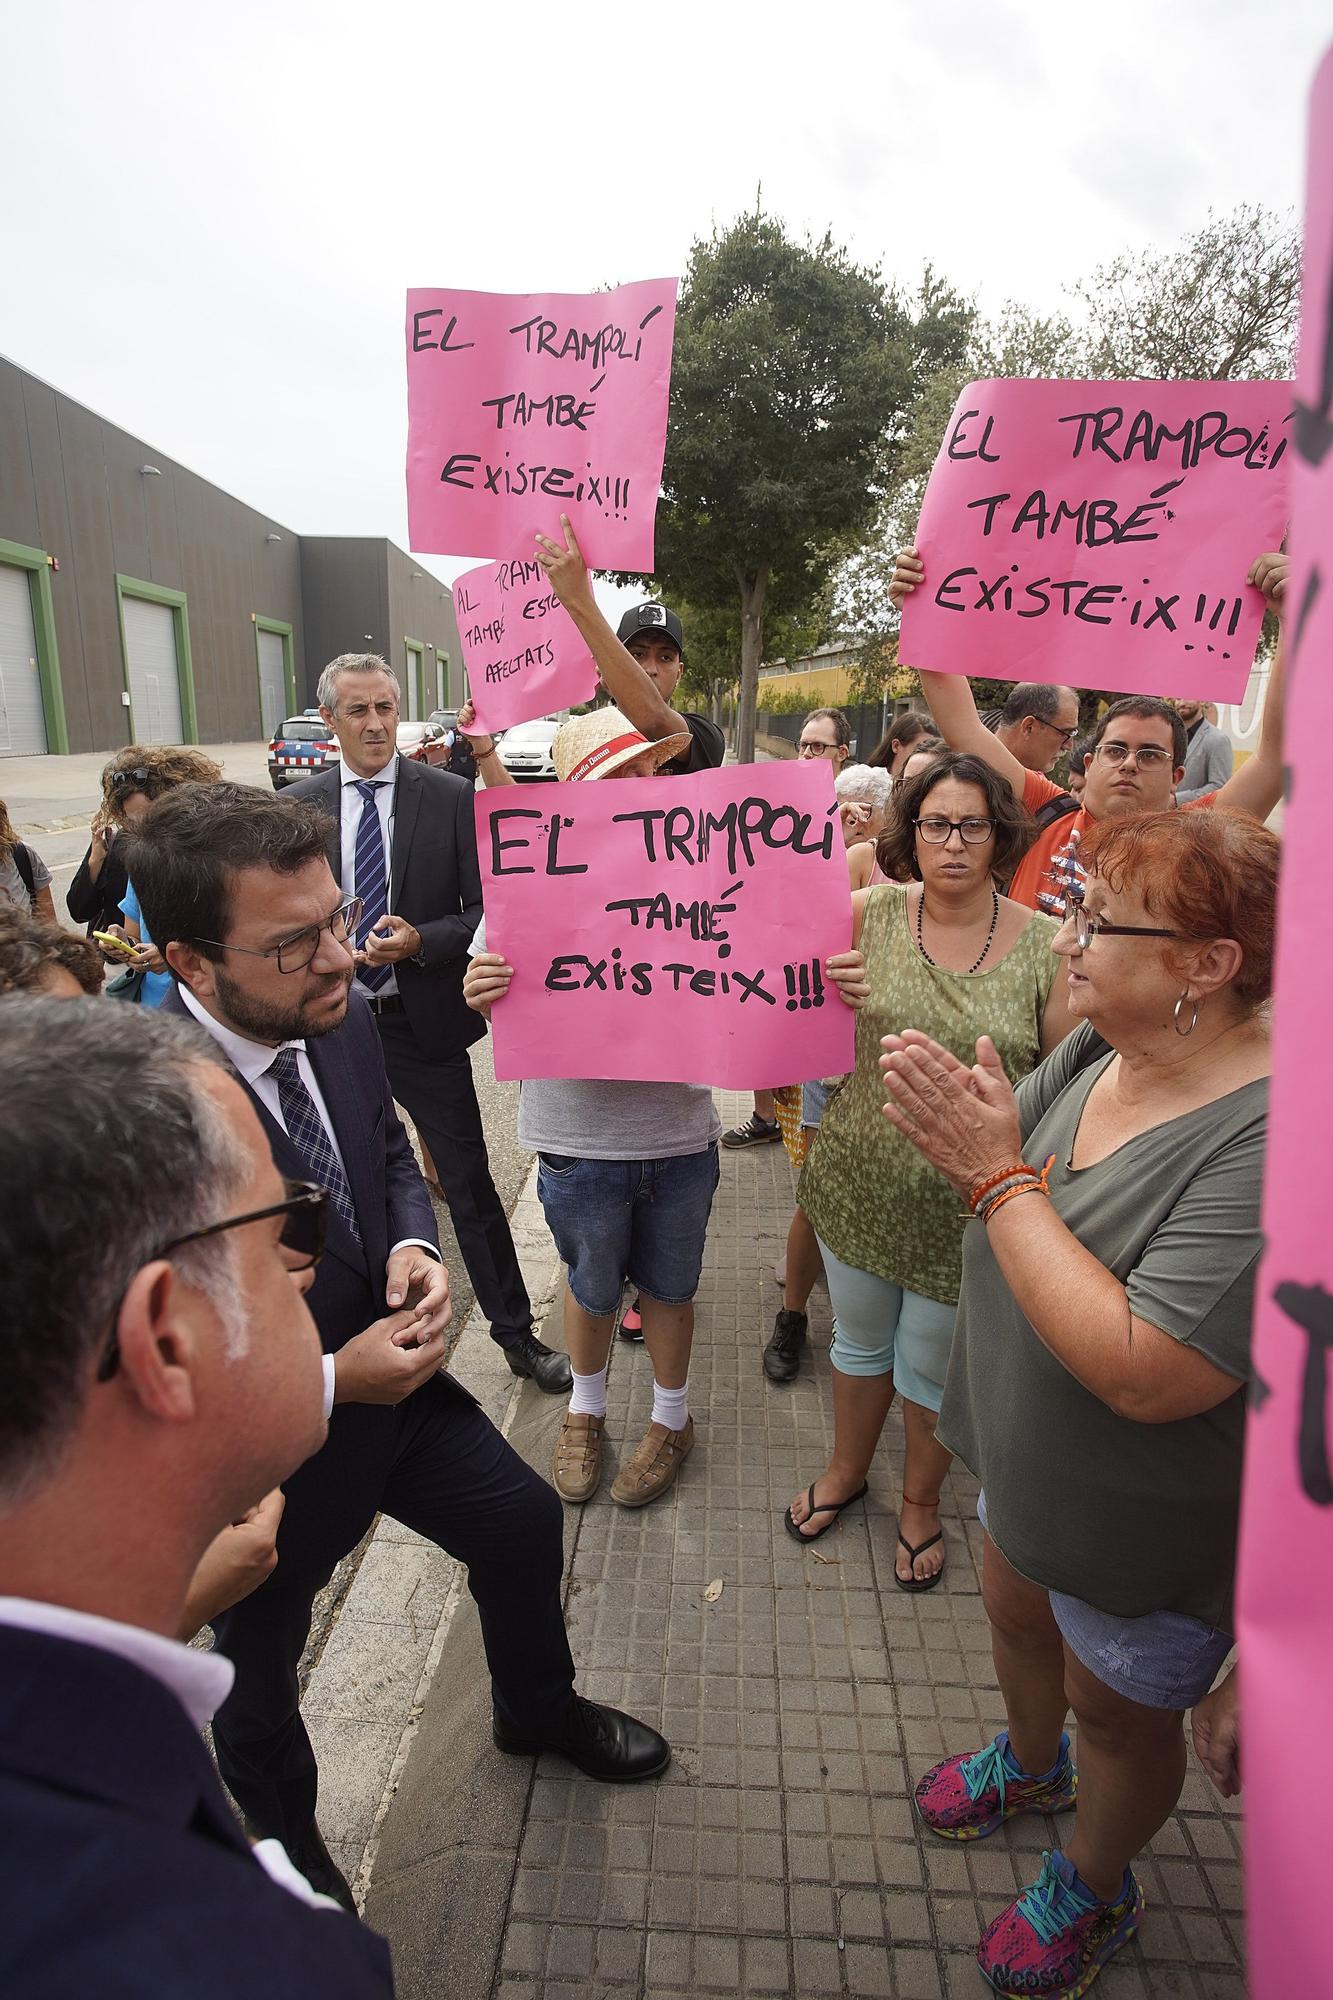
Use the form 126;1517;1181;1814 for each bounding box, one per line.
876;807;1276;1999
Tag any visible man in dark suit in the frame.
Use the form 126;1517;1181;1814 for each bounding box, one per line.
129;783;670;1906
288;652;570;1392
0;997;393;1997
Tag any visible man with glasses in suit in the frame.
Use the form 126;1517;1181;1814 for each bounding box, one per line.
126;783;672;1910
0;998;395;1996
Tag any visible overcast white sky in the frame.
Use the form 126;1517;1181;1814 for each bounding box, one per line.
6;0;1329;612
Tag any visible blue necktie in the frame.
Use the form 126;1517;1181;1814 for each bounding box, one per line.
352;779;391;993
265;1047;362;1248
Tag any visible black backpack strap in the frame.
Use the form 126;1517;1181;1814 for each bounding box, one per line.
1033;792;1079;831
13;843;36;904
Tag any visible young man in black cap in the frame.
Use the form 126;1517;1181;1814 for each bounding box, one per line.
533;516;725;774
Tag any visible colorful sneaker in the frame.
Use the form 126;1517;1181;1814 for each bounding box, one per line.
978;1849;1144;1998
618;1297;643;1342
915;1731;1077;1841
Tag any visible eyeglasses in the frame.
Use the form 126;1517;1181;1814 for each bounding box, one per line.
1095;740;1173;769
798;740;839;756
192;896;363;975
914;815;994;845
1068;905;1201;951
109;766;152;791
96;1180;329;1382
1031;718;1077;745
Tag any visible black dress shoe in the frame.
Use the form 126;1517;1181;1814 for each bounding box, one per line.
286;1821;358;1913
762;1308;808;1383
504;1331;573;1394
493;1695;671;1782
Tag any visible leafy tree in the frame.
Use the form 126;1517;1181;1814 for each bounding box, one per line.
624;210;972;761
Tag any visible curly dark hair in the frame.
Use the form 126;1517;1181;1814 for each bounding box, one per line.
876;751;1036;883
0;906;104;996
100;744;225;829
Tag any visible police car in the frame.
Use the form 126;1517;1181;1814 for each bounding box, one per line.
267;712;341;789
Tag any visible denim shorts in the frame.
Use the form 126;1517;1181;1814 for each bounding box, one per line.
537;1146;720;1317
977;1492;1233;1710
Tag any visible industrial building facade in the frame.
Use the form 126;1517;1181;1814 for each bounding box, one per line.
0;357;462;755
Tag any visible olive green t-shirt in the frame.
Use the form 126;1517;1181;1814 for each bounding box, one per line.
938;1023;1267;1631
798;885;1060;1304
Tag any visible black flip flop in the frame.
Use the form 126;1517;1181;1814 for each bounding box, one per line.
783;1480;869;1544
895;1528;945;1592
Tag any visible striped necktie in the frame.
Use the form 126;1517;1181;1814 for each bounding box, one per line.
352;779;391;993
265;1047;362;1247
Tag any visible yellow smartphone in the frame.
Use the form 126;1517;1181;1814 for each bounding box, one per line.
91;929;142;960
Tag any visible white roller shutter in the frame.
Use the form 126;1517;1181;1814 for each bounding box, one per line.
123;596;184;744
257;629;286;736
0;564;48;755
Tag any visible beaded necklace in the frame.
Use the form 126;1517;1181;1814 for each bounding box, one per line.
914;884;1000;974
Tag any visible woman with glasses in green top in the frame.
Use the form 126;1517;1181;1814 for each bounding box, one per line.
785;751;1075;1585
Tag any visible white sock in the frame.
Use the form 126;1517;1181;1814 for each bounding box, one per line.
568;1364;608;1419
651;1380;689;1432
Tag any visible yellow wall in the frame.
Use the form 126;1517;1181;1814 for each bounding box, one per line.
756;664;854;706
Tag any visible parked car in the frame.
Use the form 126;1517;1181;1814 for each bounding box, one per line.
396;718;452;768
426;708;460;734
497;718;559;782
268;716;340;789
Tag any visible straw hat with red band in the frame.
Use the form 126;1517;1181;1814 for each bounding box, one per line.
554;706;692;783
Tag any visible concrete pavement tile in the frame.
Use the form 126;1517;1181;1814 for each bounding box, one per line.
792;1935;845;1992
884;1889;935;1943
302;1615;432;1722
593;1927;645;1984
890;1946;946;1998
499;1921;548;1975
740;1933;792;1993
843;1940;895;1994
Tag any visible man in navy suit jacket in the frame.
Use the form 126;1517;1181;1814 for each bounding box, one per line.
0;997;394;1997
287;653;570;1393
129;783;670;1906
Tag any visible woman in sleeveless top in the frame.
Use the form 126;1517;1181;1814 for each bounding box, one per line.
785;752;1074;1588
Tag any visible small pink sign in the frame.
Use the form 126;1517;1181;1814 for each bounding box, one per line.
454;558;597;733
406;279;677;570
901;376;1291;700
475;761;855;1088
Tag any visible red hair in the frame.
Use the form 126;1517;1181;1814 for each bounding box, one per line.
1080;808;1278;1008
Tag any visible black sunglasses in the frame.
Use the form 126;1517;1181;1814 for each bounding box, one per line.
96;1180;329;1383
109;766;152;791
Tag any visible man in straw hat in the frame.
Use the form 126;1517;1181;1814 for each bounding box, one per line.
464;709;867;1512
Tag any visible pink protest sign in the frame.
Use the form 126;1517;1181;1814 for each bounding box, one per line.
476;762;855;1088
454;558;597;732
1235;44;1333;2000
901;377;1291;700
406;279;677;570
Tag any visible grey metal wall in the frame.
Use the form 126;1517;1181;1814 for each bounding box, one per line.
0;357;305;752
301;538;462;711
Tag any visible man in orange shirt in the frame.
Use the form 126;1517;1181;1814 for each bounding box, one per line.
889;548;1289;914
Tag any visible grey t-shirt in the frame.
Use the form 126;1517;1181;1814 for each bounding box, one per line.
938;1023;1267;1630
469;918;721;1161
0;844;51;910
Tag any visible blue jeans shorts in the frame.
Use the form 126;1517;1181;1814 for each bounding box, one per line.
977;1492;1233;1710
537;1146;720;1318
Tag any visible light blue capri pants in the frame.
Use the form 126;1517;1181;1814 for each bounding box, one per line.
814;1233;957;1413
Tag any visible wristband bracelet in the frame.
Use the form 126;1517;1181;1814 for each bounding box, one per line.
980;1180;1048;1225
969;1152;1056;1216
969;1162;1032;1207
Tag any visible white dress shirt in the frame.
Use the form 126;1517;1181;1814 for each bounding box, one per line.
0;1597;340;1909
177;986;439;1419
340;752;399;999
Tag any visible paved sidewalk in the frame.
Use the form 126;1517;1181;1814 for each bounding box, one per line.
367;1091;1247;2000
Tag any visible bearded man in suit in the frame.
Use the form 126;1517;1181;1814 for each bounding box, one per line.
128;783;670;1908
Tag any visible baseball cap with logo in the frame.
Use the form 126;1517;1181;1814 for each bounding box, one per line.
616;601;685;654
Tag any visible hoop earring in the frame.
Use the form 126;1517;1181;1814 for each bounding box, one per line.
1173;992;1200;1037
